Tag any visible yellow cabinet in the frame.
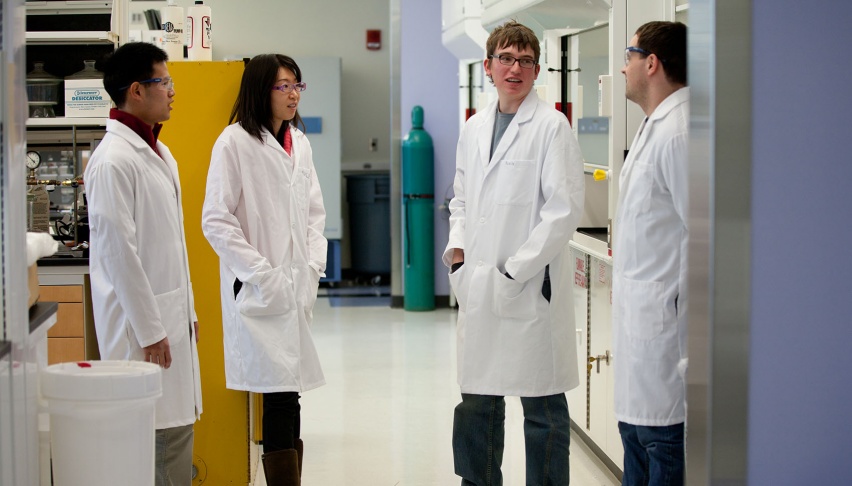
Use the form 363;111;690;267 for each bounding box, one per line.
161;61;249;485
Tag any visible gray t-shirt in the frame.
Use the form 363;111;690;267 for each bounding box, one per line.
490;109;516;161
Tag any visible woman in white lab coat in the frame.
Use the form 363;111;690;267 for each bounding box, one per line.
201;53;326;485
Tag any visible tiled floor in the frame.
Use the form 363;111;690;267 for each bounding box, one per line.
253;296;621;485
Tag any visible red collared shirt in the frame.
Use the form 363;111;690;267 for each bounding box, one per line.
109;108;163;158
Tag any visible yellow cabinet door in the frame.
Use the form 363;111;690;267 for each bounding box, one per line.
161;61;250;485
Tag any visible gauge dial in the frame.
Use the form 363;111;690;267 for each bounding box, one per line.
26;151;41;169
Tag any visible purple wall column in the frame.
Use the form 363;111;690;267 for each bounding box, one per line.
749;1;852;482
400;0;460;297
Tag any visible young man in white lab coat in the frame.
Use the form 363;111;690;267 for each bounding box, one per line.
613;21;689;486
444;20;585;485
85;42;202;486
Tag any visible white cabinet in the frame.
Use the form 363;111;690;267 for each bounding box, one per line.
568;247;589;430
481;0;609;34
569;236;622;471
588;255;623;464
442;0;488;60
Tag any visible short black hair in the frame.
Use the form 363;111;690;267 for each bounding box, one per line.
229;53;304;141
102;42;169;107
635;21;687;86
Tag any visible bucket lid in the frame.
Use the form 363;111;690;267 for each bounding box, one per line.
40;360;162;402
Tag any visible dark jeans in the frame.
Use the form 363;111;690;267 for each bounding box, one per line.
618;421;684;486
263;392;301;453
453;393;570;486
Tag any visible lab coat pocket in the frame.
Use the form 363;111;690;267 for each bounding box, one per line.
155;287;189;344
492;269;538;320
619;277;665;340
293;167;312;207
292;264;320;314
495;160;536;206
448;264;470;310
237;265;294;317
308;266;321;312
304;266;321;322
628;162;655;213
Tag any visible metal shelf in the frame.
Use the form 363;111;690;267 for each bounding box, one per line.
26;0;112;16
26;117;107;127
25;31;118;45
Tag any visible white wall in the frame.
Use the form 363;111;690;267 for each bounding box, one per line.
168;0;391;172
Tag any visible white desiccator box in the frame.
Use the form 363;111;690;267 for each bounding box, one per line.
64;78;112;117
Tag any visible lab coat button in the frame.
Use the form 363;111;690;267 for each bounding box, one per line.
477;261;483;266
479;217;485;223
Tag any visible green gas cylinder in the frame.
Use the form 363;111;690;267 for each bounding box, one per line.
402;106;435;311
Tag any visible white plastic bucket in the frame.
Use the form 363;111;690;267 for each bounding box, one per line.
40;361;162;486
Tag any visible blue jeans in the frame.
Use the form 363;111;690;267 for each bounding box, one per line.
618;422;684;486
453;393;571;486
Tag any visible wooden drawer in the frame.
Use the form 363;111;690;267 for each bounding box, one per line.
40;285;83;303
47;337;85;365
47;302;84;337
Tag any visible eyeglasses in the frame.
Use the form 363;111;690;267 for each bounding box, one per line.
271;82;307;93
624;46;664;65
489;54;537;70
120;77;174;91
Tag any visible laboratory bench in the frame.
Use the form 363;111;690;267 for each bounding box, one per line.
29;301;59;335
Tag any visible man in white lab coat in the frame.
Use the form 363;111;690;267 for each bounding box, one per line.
613;21;689;486
85;43;202;486
444;21;584;485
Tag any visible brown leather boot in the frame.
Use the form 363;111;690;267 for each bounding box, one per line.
262;449;300;486
294;438;303;476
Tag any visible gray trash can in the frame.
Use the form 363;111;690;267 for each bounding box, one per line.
346;174;391;275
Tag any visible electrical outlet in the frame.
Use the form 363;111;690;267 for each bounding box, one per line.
369;138;378;152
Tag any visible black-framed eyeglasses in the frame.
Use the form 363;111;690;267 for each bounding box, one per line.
489;54;537;70
624;46;665;65
120;77;174;91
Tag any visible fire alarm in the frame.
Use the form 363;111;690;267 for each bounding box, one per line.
367;30;381;50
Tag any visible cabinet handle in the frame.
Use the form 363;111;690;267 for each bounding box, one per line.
588;350;613;373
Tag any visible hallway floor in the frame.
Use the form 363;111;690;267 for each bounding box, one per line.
252;296;621;485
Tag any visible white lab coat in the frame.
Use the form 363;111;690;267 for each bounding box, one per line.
443;92;585;397
612;87;689;426
201;123;326;393
86;119;202;429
